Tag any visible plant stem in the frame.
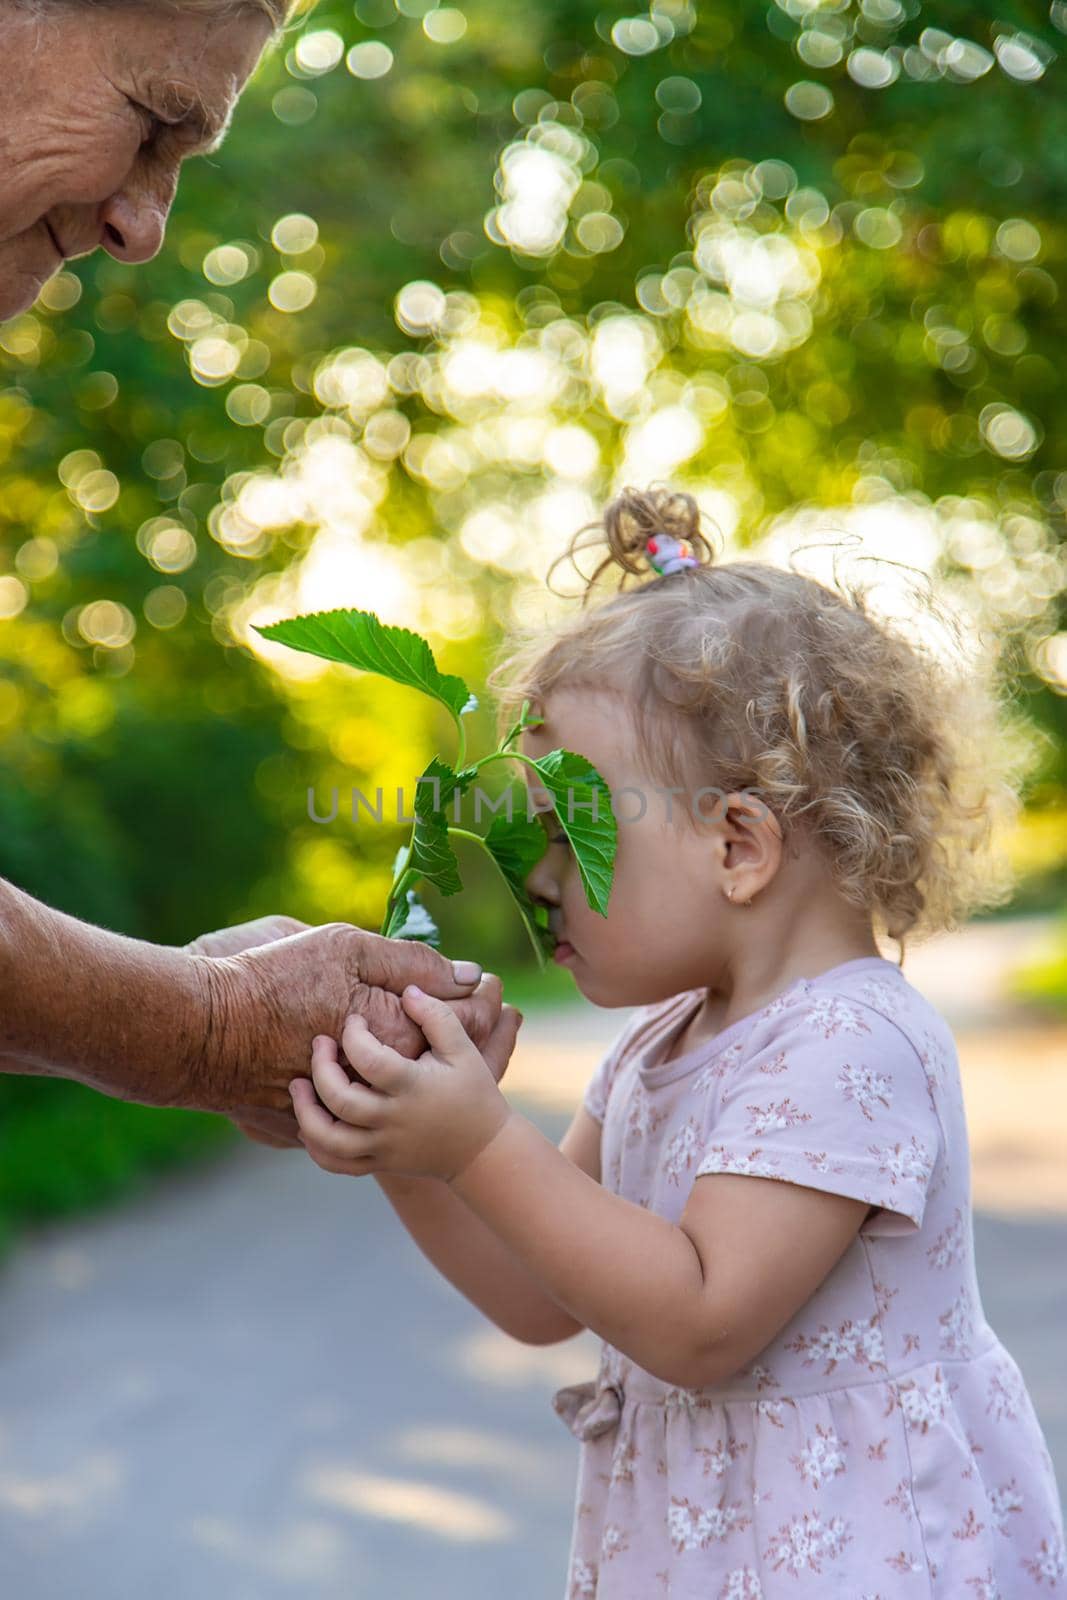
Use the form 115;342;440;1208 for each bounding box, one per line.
475;749;541;784
380;863;418;935
466;748;537;779
448;825;493;854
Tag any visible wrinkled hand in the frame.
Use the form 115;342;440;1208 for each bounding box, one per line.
290;985;522;1182
186;915;311;1147
185;914;309;960
188;923;508;1131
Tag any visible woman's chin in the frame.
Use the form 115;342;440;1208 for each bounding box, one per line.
0;233;61;320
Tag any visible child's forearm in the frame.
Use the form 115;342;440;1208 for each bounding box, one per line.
450;1114;720;1388
376;1173;584;1345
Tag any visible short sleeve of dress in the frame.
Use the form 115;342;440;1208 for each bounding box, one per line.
694;990;943;1236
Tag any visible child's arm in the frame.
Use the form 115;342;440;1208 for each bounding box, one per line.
451;1113;869;1389
292;989;870;1391
292;1031;598;1346
375;1119;596;1345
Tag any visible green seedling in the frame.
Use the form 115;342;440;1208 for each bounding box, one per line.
255;609;617;966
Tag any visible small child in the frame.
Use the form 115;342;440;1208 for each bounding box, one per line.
290;487;1065;1598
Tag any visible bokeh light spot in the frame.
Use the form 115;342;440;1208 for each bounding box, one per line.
0;575;29;619
58;449;102;489
355;0;397;21
655;76;701;113
295;29;345;74
854;208;904;249
611;17;664;55
784;81;834;120
167;300;215;342
36;272;83;312
544;424;600;480
994;32;1051;82
362;410;412;459
143;586;189;630
226;384;272;426
190;336;242;383
272;213;320;255
203;243;256;285
395;280;447;336
78;600;136;648
847;48;900;88
1032;633;1067;694
72;469;121;514
995;219;1042;262
575;212;625;253
142;439;184;479
272;86;318;124
77;372;119;410
943;38;994;80
980;404;1040;461
142;521;197;574
347;41;394;78
424;8;467;42
15;538;59;582
797;29;843;69
269;272;318;314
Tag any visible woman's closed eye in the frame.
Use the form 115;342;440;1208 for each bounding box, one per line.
128;99;163;148
127;98;182;152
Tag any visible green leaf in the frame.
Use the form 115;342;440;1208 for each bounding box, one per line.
482;802;555;967
255;610;477;723
527;748;617;917
382;889;440;946
409;755;467;898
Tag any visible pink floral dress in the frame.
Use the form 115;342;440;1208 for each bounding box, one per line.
554;956;1065;1599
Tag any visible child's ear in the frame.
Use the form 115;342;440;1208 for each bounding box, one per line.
720;791;783;901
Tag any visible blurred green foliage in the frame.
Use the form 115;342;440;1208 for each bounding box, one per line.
1011;917;1067;1014
0;1079;235;1258
2;0;1067;1242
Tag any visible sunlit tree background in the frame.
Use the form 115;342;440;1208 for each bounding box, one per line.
2;0;1066;1230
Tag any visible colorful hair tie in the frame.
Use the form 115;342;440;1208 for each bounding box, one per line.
645;532;699;577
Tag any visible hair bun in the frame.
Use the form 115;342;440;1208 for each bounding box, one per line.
549;484;716;599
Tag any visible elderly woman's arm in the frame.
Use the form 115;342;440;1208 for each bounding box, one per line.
0;877;509;1117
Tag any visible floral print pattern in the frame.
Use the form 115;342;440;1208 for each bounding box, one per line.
557;957;1064;1597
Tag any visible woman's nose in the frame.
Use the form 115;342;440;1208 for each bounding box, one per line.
98;184;173;265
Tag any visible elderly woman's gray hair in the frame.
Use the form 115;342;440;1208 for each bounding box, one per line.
24;0;299;24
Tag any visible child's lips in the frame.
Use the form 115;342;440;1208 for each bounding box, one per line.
553;938;576;964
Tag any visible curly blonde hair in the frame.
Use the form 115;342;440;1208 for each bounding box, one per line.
491;486;1019;945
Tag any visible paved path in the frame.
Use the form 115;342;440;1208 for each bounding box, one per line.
0;1129;1063;1600
0;919;1064;1597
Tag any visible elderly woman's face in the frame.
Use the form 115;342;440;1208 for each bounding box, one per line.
0;4;271;320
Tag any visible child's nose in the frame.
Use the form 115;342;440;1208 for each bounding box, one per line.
525;852;560;908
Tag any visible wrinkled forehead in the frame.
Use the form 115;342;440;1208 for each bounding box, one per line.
111;7;271;131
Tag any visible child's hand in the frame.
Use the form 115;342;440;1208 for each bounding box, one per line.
290;985;515;1183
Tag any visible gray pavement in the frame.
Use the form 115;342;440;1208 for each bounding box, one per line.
0;1090;1064;1600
